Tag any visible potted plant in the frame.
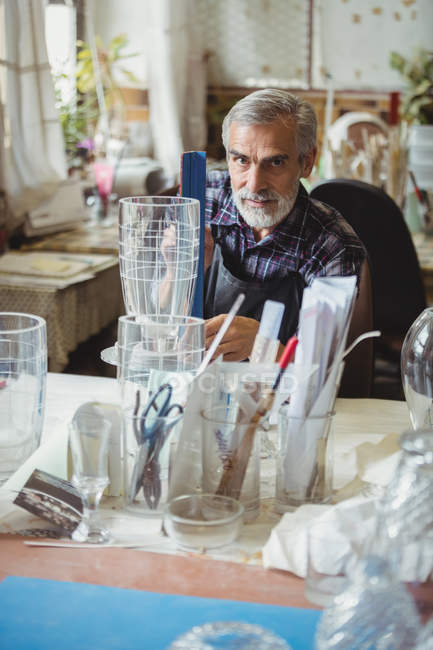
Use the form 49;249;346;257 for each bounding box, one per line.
53;33;140;173
75;32;140;140
390;48;433;231
390;48;433;125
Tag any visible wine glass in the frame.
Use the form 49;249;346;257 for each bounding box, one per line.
69;413;112;544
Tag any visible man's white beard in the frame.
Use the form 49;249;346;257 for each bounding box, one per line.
232;182;300;229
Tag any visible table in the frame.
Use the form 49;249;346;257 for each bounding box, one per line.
20;222;118;255
0;261;124;372
2;222;120;372
1;374;431;648
0;374;413;573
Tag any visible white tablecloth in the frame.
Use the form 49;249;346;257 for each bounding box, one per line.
0;373;411;565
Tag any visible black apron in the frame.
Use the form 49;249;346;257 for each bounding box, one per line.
204;244;305;345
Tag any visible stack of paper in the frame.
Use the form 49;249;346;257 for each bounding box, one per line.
280;276;357;495
0;251;118;289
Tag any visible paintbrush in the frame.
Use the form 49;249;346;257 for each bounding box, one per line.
215;335;298;501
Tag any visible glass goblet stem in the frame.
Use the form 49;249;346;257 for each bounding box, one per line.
73;477;111;544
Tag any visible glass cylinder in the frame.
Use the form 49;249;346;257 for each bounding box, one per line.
118;196;200;317
0;313;47;485
123;409;183;516
401;307;433;430
201;405;260;522
275;407;335;512
117;314;205;411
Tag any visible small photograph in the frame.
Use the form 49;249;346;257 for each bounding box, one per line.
14;468;83;535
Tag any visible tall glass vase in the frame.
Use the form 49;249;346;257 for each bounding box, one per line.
401;307;433;430
118;196;200;318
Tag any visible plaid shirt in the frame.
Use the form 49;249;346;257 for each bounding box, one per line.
205;170;366;285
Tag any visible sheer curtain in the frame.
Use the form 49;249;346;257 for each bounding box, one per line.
0;0;66;228
144;0;207;180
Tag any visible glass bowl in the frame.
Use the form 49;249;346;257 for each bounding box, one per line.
168;621;291;649
164;494;244;551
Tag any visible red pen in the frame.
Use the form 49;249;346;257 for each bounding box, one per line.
409;170;425;205
273;335;299;391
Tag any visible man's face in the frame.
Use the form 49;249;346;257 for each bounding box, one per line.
228;119;315;230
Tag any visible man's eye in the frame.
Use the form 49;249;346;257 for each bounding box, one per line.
235;156;248;165
270;158;285;167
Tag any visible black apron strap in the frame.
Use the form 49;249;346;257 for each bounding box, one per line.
204;245;305;344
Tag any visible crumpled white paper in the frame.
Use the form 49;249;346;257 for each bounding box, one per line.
262;496;376;577
263;431;433;583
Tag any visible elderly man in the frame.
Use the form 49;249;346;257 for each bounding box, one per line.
204;89;367;365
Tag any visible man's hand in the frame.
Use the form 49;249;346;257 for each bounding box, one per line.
204;225;214;273
205;315;259;361
161;224;176;279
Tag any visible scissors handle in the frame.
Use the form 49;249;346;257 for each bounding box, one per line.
164;403;183;418
142;383;173;419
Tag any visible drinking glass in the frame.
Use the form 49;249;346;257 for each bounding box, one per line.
118;196;200;317
201;405;260;522
275;407;335;512
401;307;433;429
0;312;47;485
69;413;112;543
123;409;183;516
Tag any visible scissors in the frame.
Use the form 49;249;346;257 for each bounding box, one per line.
129;384;183;508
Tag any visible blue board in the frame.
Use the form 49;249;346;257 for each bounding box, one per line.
180;150;207;318
0;576;321;649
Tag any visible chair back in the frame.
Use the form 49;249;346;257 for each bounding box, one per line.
310;178;426;340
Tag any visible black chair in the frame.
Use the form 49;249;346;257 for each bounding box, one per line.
310;178;427;399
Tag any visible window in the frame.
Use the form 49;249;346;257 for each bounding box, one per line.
45;1;77;103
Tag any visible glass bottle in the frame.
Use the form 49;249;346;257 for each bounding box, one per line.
401;307;433;430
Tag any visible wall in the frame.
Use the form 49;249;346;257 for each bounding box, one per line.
88;0;433;160
87;0;147;87
313;0;433;90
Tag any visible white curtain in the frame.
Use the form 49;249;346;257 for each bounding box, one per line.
144;0;207;180
0;0;67;226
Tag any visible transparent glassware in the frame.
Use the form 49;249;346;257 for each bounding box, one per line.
201;405;261;522
116;314;205;410
118;196;200;317
69;414;112;544
414;617;433;649
401;307;433;430
0;312;47;485
371;429;433;617
373;430;433;577
168;621;291;649
315;555;421;650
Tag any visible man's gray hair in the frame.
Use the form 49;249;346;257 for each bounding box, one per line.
221;88;317;162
